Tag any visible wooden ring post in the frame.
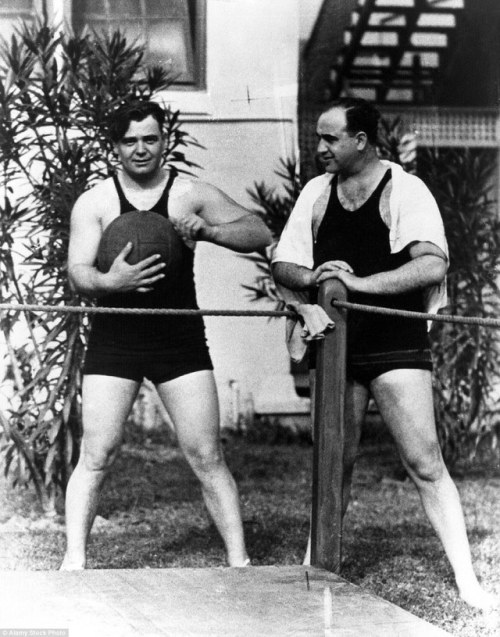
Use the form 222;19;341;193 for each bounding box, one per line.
310;279;348;573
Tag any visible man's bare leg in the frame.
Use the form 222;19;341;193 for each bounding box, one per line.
303;373;369;565
61;375;140;570
372;368;496;610
156;370;249;567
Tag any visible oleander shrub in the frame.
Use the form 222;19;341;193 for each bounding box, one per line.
0;18;197;508
419;147;500;466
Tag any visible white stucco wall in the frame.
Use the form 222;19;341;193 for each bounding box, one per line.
158;0;309;427
299;0;324;40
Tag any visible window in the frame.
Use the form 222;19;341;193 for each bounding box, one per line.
0;0;37;42
73;0;205;88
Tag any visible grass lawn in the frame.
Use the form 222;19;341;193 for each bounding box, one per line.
0;424;499;637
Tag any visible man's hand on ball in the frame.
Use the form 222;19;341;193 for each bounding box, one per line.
171;212;213;242
106;242;166;293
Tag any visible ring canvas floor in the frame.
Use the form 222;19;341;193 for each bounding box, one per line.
0;565;451;637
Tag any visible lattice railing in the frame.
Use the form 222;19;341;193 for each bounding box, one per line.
299;106;500;182
381;107;500;147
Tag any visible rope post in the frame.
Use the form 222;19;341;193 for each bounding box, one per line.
311;279;348;573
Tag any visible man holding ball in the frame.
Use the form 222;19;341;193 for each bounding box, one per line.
63;100;272;569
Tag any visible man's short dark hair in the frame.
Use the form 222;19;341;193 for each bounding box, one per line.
108;100;166;143
323;97;381;145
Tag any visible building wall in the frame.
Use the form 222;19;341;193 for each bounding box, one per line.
155;0;306;428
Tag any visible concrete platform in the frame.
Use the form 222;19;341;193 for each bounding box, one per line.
0;566;451;637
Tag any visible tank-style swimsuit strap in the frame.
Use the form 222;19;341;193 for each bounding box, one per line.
112;169;178;215
150;168;177;216
333;168;392;212
112;174;135;214
370;168;392;201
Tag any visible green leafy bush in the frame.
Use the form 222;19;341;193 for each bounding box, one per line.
0;19;196;508
419;148;500;465
242;158;301;308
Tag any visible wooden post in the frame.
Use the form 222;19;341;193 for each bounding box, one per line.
310;279;348;573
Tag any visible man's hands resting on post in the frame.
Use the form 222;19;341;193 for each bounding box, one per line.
272;244;447;297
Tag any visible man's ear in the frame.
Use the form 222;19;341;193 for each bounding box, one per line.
355;131;368;151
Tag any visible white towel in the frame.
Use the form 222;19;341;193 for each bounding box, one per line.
286;303;335;363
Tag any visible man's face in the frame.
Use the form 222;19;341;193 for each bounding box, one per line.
316;108;359;175
115;115;165;180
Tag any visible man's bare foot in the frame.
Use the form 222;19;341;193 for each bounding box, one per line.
458;581;497;610
59;555;85;571
230;557;251;567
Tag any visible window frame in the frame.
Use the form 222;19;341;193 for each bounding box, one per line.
0;0;44;35
188;0;206;91
65;0;206;91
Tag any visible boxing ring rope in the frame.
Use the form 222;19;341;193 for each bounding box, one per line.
330;299;500;328
1;284;499;574
0;301;499;327
0;303;294;317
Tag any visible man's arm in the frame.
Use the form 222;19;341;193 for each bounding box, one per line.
169;180;272;252
68;192;166;298
314;242;448;294
272;261;315;291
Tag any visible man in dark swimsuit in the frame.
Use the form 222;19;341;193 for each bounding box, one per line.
63;100;272;569
272;98;494;609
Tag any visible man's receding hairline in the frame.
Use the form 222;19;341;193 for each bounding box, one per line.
321;104;349;116
317;107;349;135
319;101;379;143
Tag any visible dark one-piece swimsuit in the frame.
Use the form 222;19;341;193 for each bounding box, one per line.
310;168;432;386
83;171;213;384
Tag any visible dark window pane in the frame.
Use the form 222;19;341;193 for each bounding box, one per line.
78;0;105;14
149;19;194;81
0;0;32;9
73;0;201;84
0;0;34;42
